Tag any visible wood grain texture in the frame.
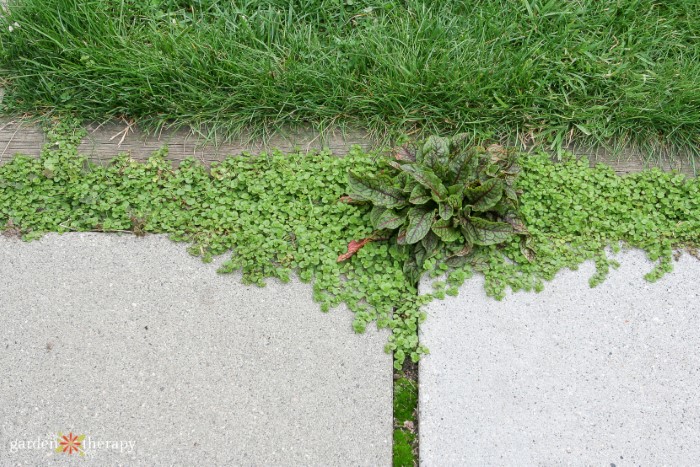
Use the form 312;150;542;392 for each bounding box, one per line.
0;118;696;176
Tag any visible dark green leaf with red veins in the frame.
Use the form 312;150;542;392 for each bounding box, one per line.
448;146;479;185
448;183;464;196
504;185;519;204
409;184;431;205
445;255;469;268
399;164;448;200
422;136;450;172
431;219;462;242
374;207;406;230
449;133;471;153
485;163;500;177
405;206;434;244
503;163;521;177
470;217;515;246
387;160;404;172
504;212;528;234
520;236;536;262
438;202;453;221
347;172;407;208
396;226;408;245
453;243;473;257
459;217;478;245
468;247;492;271
464;178;503;212
403;256;422;286
370;205;387;227
414;242;427;269
421;230;439;258
395;144;417;162
446;193;463;210
402;177;415;192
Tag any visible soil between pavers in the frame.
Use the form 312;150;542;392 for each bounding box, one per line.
419;249;700;466
0;233;392;465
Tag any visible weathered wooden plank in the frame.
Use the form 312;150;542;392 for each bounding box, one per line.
0;119;374;163
0;118;696;176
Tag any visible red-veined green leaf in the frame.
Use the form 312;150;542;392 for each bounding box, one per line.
374;208;406;230
409;184;431;205
431;219;462;242
470;217;515;246
464;178;503;212
405;206;434;244
347;172;407;208
400;164;448;200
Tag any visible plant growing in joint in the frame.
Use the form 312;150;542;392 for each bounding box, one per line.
340;135;532;285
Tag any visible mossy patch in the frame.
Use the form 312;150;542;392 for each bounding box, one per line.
394;377;418;424
393;429;416;467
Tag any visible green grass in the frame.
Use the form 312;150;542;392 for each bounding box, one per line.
1;0;698;156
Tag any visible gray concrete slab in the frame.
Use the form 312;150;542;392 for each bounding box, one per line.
0;233;391;465
419;249;700;466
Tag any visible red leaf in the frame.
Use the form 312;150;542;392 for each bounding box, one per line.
337;237;373;262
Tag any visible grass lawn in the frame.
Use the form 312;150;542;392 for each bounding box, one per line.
0;0;698;155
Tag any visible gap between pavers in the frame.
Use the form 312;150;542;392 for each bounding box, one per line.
419;249;700;466
0;233;392;465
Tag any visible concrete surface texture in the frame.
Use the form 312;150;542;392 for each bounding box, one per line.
419;249;700;466
0;233;391;465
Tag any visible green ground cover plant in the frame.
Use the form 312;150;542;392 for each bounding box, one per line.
1;0;699;155
1;120;699;370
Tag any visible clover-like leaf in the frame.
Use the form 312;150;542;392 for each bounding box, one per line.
347;172;407;208
405;206;434;244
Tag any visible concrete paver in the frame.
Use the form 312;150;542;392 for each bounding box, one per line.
420;250;700;466
0;233;391;465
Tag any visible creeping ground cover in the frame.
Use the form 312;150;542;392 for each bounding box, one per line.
1;0;699;154
1;120;700;370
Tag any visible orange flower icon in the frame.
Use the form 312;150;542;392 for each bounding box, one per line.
56;432;85;456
